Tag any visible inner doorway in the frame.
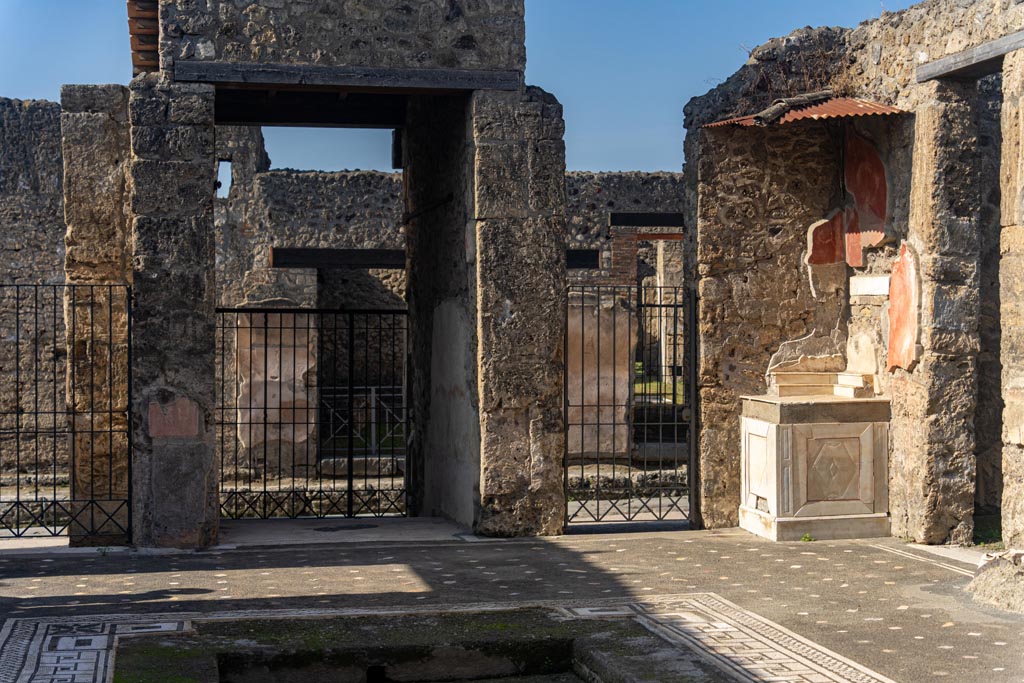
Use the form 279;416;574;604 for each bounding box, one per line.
216;306;408;519
564;229;697;526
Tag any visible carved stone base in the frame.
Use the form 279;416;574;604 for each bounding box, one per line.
739;505;890;541
739;395;891;542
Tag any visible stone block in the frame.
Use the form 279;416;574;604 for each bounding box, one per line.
144;438;218;548
128;91;170;128
61;84;129;117
1002;443;1024;548
129;160;215;217
527;139;565;214
169;93;215;125
474;142;527;219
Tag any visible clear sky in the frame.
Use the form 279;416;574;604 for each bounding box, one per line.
0;0;915;172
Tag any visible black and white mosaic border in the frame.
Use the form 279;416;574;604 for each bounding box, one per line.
0;593;898;683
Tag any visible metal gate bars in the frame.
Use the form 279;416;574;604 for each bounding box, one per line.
216;308;408;519
0;284;132;540
564;284;696;524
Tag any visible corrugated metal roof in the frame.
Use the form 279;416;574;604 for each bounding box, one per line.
704;97;905;128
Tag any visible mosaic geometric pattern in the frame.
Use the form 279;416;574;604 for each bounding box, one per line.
0;594;898;683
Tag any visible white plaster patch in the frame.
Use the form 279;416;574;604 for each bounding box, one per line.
849;276;890;297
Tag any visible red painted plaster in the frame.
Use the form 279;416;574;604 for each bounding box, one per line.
148;396;202;439
807;211;845;265
844;131;887;266
887;243;919;372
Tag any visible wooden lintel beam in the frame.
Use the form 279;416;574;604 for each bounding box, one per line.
916;30;1024;82
214;89;407;127
176;61;522;92
608;212;686;228
270;248;406;270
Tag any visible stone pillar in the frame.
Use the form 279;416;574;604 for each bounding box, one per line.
889;79;981;545
1001;51;1024;548
471;87;566;536
127;75;218;548
60;85;132;545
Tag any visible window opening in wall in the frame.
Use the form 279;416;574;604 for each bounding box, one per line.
263;127;396;172
216;160;232;199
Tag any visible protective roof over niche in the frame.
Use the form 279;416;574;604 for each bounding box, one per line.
704;91;906;128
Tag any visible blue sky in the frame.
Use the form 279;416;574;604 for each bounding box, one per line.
0;0;915;172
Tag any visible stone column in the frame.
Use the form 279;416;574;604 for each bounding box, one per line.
889;79;981;545
471;87;567;536
1001;51;1024;548
60;85;132;545
127;75;218;548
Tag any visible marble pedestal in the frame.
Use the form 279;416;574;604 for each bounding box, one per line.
739;395;891;541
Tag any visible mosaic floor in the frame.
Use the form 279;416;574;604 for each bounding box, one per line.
0;593;904;683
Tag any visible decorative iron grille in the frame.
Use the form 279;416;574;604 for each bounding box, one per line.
0;284;132;540
216;308;408;519
564;284;696;524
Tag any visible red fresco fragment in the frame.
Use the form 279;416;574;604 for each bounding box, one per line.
844;131;887;266
148;396;201;439
887;243;919;372
807;211;845;265
844;207;863;268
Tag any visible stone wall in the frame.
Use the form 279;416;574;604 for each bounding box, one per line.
565;172;686;276
1001;50;1024;549
0;98;64;284
159;0;526;76
0;98;68;526
694;123;842;528
685;0;1024;543
215;134;404;309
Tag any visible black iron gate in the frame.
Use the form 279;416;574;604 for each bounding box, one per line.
564;284;696;524
0;284;133;539
216;308;408;519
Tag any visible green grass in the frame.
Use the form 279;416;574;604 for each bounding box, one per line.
632;363;686;404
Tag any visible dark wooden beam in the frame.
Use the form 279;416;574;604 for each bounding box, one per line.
609;212;686;228
270;248;406;270
391;129;404;170
566;249;600;270
177;61;522;93
215;89;407;127
916;30;1024;82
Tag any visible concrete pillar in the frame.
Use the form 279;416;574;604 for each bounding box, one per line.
889;79;981;545
1000;50;1024;548
127;75;218;548
60;85;132;545
471;87;567;536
